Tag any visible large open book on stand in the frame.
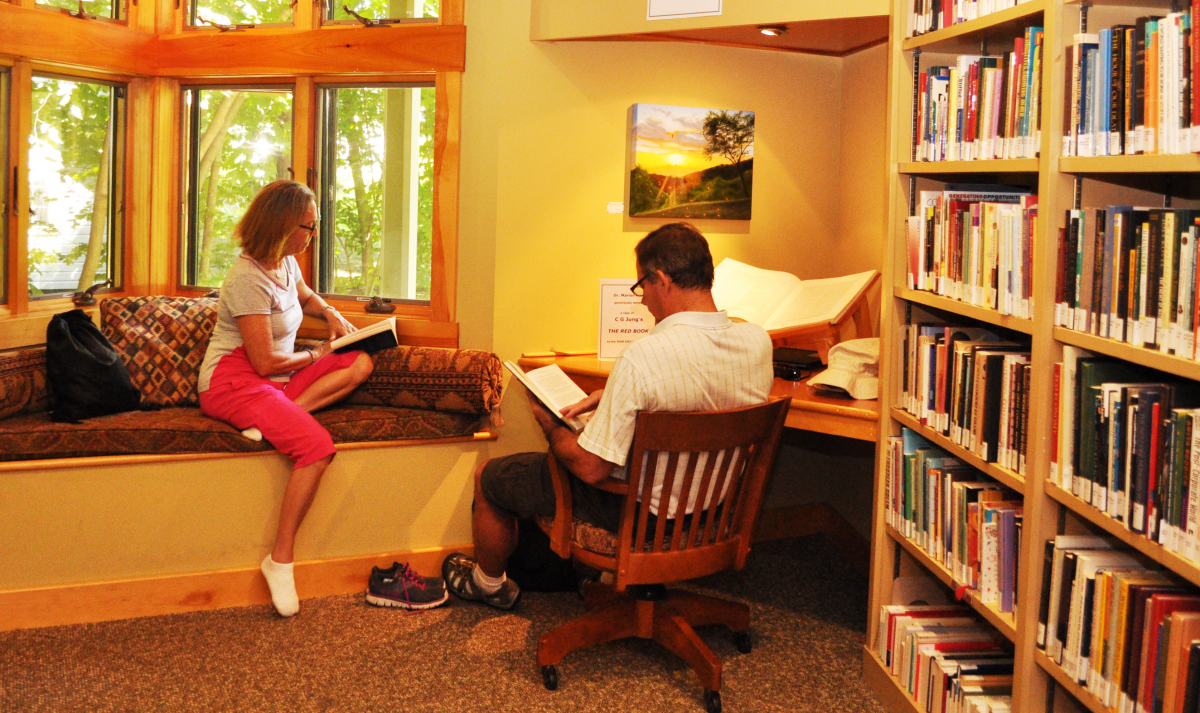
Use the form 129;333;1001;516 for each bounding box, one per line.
711;259;878;359
504;361;592;432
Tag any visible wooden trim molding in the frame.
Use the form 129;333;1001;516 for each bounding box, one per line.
0;3;154;76
0;543;474;631
155;24;466;77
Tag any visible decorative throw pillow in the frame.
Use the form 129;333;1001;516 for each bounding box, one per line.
347;345;503;415
0;349;48;420
100;297;219;407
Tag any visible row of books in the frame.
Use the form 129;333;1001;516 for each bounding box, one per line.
907;0;1035;39
914;29;1045;162
876;603;1012;713
1055;207;1200;362
907;185;1038;318
885;428;1023;613
1053;346;1200;562
902;324;1032;474
1063;9;1200;158
1037;535;1200;713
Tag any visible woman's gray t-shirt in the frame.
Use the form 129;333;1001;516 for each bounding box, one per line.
198;255;304;393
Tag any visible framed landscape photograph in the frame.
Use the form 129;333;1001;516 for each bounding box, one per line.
627;103;754;220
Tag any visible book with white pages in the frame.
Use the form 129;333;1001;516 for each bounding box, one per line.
330;316;398;354
503;361;593;432
711;259;877;333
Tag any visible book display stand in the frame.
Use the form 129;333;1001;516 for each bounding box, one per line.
768;273;880;362
868;2;1200;712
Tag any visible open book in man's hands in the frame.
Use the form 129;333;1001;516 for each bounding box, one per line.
711;259;877;332
504;361;593;432
330;317;398;354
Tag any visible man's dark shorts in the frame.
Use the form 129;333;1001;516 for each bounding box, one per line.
480;452;623;533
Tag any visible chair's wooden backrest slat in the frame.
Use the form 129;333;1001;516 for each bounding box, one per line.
716;446;748;543
650;450;683;554
614;397;790;586
686;450;720;550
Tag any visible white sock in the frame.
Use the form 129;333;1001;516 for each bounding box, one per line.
472;565;506;595
261;555;299;617
241;428;263;442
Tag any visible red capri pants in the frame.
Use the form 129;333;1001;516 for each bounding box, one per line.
199;346;363;468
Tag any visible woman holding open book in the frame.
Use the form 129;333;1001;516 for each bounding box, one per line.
197;180;376;618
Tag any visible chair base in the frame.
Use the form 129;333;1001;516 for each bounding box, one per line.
536;584;750;694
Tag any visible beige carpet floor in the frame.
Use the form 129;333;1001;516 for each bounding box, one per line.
0;534;887;713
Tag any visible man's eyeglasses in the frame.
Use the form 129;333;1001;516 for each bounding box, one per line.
630;274;653;296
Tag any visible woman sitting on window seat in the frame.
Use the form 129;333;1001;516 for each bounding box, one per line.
197;180;374;618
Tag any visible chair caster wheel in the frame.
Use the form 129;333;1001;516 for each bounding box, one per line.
734;631;752;654
703;689;722;713
542;665;558;691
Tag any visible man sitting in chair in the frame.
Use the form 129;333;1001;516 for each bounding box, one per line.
442;222;774;609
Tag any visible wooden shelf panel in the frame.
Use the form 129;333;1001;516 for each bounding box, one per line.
902;0;1046;51
891;408;1027;495
1053;327;1200;382
897;159;1040;174
886;525;1019;640
1045;481;1200;588
862;646;924;713
897;287;1036;334
1034;650;1110;713
1059;154;1200;174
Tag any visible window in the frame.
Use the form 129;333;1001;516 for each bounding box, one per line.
190;0;289;27
329;0;439;24
181;86;293;288
28;74;125;298
37;0;123;20
315;84;435;301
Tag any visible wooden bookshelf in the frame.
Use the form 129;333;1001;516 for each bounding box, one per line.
897;159;1040;174
1033;651;1111;713
887;525;1019;640
1045;481;1200;589
901;0;1045;51
890;408;1026;494
1059;154;1200;174
1053;327;1200;382
862;646;925;713
897;287;1036;334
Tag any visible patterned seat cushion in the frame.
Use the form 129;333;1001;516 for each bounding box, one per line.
346;345;503;416
0;349;48;421
100;297;219;407
0;404;482;462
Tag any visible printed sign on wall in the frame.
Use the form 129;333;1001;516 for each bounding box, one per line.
647;0;721;21
598;279;653;359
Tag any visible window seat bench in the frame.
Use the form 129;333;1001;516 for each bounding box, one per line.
0;297;504;464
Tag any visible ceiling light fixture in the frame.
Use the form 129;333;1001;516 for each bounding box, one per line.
758;25;787;37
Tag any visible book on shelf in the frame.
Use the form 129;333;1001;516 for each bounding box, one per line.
900;323;1032;473
886;428;1023;611
913;26;1044;162
877;602;1013;713
1056;206;1200;361
709;259;876;334
907;185;1036;318
1062;7;1200;158
502;362;591;432
907;0;1035;38
329;316;398;354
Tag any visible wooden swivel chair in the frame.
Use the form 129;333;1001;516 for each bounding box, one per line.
536;396;790;713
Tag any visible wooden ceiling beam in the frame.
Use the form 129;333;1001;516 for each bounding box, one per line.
0;4;155;76
0;11;465;79
156;24;466;77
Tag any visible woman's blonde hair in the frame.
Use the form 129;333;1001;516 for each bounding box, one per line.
234;180;316;263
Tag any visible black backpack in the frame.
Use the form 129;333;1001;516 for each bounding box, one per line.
46;309;141;423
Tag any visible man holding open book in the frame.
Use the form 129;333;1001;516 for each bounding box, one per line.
442;223;774;609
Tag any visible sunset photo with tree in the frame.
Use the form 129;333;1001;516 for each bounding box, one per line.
627;103;754;220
